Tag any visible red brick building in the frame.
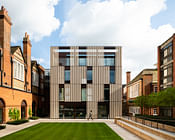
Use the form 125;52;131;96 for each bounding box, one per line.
0;6;46;123
157;34;175;118
125;69;158;116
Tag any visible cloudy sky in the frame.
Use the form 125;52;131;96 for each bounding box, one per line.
0;0;175;84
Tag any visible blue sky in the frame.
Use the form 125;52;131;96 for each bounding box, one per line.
1;0;175;83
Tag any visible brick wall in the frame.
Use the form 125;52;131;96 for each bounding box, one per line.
0;86;32;122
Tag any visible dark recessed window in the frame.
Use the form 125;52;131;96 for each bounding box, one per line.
104;84;110;101
87;66;92;83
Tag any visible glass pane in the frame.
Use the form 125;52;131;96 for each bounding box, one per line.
79;58;86;66
59;88;64;101
65;70;70;82
87;70;92;81
81;88;86;101
104;58;115;66
110;70;115;83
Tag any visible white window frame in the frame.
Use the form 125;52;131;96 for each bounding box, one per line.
13;60;24;81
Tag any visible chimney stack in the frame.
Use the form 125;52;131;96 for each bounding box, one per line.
0;6;12;87
23;32;32;92
126;71;131;85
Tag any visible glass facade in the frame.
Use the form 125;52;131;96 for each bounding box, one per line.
65;69;70;83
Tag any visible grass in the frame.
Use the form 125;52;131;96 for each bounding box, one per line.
1;123;122;140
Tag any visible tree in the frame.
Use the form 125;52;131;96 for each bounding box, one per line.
134;96;148;114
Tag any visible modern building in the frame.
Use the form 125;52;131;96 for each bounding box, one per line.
157;34;175;117
50;46;122;119
126;69;157;115
0;6;46;123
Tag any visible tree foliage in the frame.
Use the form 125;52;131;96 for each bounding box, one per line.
134;88;175;108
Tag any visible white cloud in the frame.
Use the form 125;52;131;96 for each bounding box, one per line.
0;0;60;43
31;56;49;68
60;0;175;83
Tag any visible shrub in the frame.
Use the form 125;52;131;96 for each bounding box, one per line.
29;116;39;120
7;119;29;125
8;108;20;120
29;107;32;117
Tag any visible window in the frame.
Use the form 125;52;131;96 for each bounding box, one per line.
59;47;70;66
110;67;115;84
79;57;86;66
164;69;167;77
104;52;115;66
59;85;64;101
104;84;110;101
153;108;157;115
32;71;39;87
13;60;24;81
87;66;92;83
81;85;86;101
65;67;70;83
79;47;87;66
154;87;158;93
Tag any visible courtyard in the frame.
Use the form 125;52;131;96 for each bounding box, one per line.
1;122;122;140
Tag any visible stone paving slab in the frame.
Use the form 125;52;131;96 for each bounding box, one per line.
0;119;142;140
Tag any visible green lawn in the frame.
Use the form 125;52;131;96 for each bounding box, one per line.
1;123;122;140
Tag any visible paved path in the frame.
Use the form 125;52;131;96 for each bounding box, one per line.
0;119;142;140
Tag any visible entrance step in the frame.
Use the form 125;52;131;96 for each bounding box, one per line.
115;117;175;140
117;120;164;140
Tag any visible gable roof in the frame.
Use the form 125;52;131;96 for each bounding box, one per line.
11;46;25;62
128;69;157;85
31;60;37;68
11;46;20;54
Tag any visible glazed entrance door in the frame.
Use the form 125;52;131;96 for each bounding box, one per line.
0;108;3;123
98;102;109;119
59;102;86;119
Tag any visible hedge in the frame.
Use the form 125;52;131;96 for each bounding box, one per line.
7;119;29;125
29;116;39;120
0;125;6;129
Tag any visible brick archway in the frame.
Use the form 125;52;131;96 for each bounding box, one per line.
0;98;5;123
21;100;27;119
